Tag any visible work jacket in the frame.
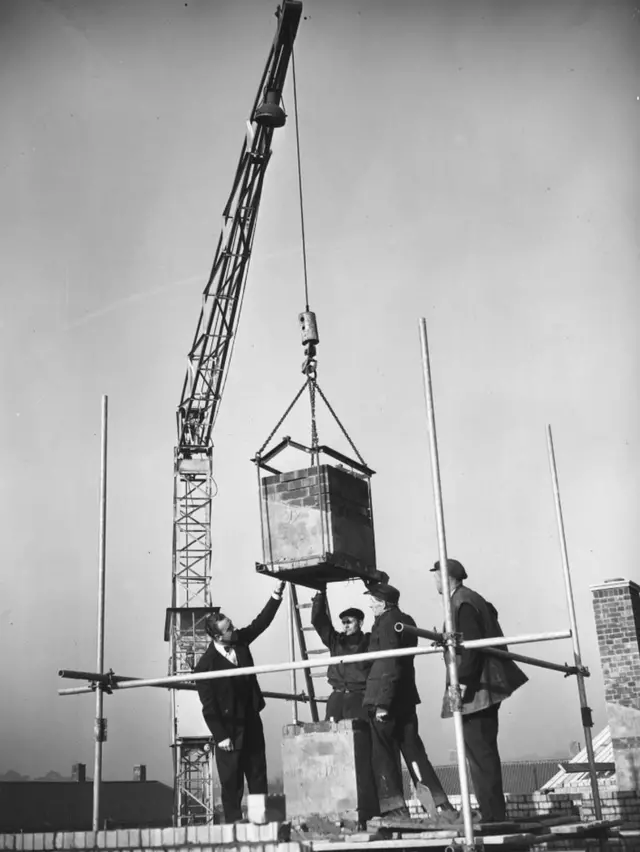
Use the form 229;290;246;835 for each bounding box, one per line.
311;592;370;692
194;595;282;744
363;605;421;714
441;585;528;718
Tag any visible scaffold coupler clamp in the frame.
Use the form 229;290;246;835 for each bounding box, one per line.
455;842;478;852
299;310;319;376
564;662;590;679
443;630;463;654
99;668;116;694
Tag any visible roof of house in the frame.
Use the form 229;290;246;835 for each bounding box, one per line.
540;726;616;791
0;781;174;833
402;759;566;798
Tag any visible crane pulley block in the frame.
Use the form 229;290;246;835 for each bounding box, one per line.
299;310;319;346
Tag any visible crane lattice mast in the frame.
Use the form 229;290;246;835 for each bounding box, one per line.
167;1;303;825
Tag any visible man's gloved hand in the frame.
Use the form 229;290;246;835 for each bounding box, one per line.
375;707;390;722
273;581;286;599
217;738;233;752
312;581;327;597
363;570;389;590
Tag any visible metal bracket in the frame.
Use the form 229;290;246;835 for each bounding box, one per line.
94;717;108;743
581;705;594;728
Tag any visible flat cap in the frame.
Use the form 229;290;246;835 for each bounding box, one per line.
339;607;365;621
364;582;400;605
431;558;468;580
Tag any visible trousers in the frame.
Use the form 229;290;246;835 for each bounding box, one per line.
369;711;449;813
206;710;268;823
326;690;367;722
462;703;505;822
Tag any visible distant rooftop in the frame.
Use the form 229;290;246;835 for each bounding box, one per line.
440;759;564;796
0;781;174;833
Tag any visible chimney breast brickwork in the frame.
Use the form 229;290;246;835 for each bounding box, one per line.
591;578;640;791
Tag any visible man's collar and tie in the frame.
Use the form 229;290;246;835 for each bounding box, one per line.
213;640;238;665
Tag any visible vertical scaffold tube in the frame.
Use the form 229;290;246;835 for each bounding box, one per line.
547;425;602;820
418;319;475;846
287;583;299;724
93;395;108;831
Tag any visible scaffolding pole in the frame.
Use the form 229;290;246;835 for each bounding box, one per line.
418;317;475;847
395;622;585;676
287;583;299;723
58;629;571;695
93;395;108;832
547;425;602;820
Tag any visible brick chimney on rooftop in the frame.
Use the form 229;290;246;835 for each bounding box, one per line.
72;763;86;783
133;764;147;782
591;577;640;791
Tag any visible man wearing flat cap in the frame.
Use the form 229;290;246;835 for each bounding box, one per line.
432;558;528;823
362;582;457;821
311;589;371;721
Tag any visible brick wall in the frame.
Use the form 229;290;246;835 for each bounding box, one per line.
0;824;308;851
592;579;640;791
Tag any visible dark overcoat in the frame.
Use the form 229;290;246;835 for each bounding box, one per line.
194;596;281;744
362;605;421;714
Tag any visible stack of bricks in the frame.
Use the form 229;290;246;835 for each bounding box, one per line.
504;792;578;821
0;825;309;851
591;578;640;791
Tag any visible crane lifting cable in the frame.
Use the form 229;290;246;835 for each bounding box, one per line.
252;48;386;592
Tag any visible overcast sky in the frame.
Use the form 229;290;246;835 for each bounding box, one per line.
1;0;638;786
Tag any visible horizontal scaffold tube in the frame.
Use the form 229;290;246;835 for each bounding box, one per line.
394;623;584;676
58;629;571;696
57;670;323;701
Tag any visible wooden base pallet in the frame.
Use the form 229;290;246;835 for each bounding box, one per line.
307;816;623;851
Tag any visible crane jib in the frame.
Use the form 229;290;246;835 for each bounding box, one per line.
176;0;303;455
169;1;304;825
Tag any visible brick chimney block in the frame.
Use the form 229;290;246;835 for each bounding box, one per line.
591;578;640;791
133;764;147;782
72;763;86;783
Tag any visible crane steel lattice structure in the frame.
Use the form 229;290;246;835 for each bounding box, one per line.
165;1;303;825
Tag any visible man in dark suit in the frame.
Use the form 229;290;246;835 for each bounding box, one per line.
363;582;457;821
311;588;371;721
194;581;285;823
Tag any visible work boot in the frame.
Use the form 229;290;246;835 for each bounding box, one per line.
433;806;482;827
381;805;411;821
434;804;461;826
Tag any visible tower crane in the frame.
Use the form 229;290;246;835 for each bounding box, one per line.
165;1;303;825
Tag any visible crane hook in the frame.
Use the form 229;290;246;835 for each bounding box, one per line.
299;310;319;375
